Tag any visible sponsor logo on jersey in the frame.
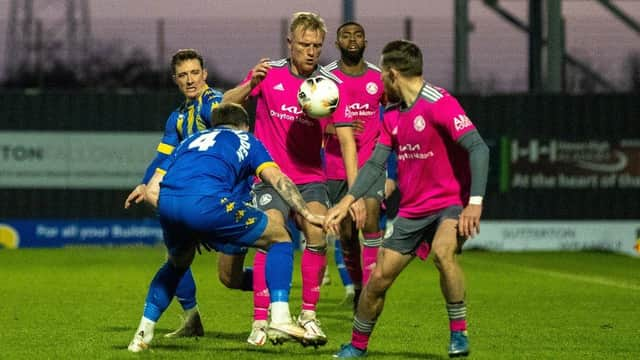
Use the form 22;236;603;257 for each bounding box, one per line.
399;144;421;152
345;102;376;118
281;104;303;114
273;83;285;91
269;104;304;122
453;114;473;131
398;143;434;161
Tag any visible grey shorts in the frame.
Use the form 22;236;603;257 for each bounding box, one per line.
327;176;385;206
383;206;464;255
253;181;329;217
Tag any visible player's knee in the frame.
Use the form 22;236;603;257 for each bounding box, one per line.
367;270;392;295
363;217;380;234
305;242;327;254
266;232;291;247
432;247;455;270
218;271;232;288
305;232;327;248
218;271;242;289
168;250;194;271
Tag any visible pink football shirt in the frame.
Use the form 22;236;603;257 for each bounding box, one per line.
323;61;384;180
378;83;476;218
242;59;349;184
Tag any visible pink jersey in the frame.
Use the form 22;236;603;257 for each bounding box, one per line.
243;59;349;184
323;61;384;180
378;84;475;218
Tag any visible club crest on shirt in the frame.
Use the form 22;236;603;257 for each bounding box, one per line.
259;193;272;206
413;116;426;132
366;82;378;95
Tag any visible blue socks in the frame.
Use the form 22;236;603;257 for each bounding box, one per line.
175;267;197;311
265;242;294;302
143;261;187;321
335;239;354;287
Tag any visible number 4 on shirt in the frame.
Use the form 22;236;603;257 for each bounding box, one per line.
189;132;219;151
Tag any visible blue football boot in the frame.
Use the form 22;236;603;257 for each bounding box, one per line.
333;343;367;358
448;330;470;358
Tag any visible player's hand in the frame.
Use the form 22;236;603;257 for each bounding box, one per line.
384;179;397;199
458;204;482;238
305;213;325;227
250;58;271;88
124;184;146;209
349;198;367;229
324;203;351;236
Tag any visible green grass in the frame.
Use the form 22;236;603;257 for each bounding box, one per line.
1;248;639;359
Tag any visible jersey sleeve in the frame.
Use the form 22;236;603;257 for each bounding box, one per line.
141;112;180;184
199;88;223;127
247;134;278;177
329;82;353;127
241;70;262;98
378;109;397;149
432;95;476;142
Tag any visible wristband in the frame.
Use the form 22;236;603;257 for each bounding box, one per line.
469;196;483;205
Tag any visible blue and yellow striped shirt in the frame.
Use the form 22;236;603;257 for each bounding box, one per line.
142;86;223;183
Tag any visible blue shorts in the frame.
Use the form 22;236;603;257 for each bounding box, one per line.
158;193;267;257
213;242;249;255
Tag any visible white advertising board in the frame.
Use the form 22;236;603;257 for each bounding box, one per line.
464;221;640;257
0;131;161;189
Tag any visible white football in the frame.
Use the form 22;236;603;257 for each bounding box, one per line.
297;76;339;119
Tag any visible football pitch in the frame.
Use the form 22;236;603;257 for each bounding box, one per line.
1;247;638;359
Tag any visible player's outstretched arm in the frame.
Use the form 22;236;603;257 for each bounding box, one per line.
335;125;367;229
324;194;355;235
259;166;324;226
124;184;146;209
459;203;482;238
143;171;164;209
222;58;271;105
457;130;490;238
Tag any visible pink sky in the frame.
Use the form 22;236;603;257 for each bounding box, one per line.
0;0;638;91
1;0;638;20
